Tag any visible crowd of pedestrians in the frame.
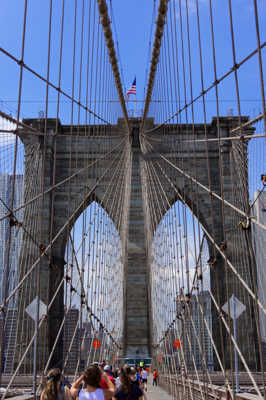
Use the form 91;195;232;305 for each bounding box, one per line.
40;362;159;400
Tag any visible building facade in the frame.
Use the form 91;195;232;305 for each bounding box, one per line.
0;309;18;373
182;291;213;371
63;307;80;373
0;174;24;309
0;174;23;372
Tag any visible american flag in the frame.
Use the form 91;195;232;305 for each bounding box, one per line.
126;77;136;100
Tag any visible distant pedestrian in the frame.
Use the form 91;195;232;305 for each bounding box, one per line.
103;365;116;386
152;369;158;386
115;369;121;388
140;369;148;392
41;368;72;400
130;368;147;400
130;368;140;387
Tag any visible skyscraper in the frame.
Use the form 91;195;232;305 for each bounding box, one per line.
181;291;213;371
63;307;80;373
0;174;24;308
0;309;18;373
0;174;23;372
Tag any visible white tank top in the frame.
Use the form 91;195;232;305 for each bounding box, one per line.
78;388;104;400
142;370;148;379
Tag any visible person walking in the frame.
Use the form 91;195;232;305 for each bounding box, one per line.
114;369;121;388
41;368;72;400
140;369;148;392
135;370;141;385
114;366;143;400
70;365;115;400
152;369;158;386
130;369;147;400
103;365;116;386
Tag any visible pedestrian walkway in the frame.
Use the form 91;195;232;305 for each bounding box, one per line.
146;380;174;400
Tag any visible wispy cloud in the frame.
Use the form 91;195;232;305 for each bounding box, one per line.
0;132;16;147
176;0;208;15
0;117;16;146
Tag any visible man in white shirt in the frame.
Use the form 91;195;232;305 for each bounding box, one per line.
140;369;148;392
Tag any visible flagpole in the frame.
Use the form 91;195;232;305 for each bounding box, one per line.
134;94;137;117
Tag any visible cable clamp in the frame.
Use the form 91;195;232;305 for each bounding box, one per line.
238;217;250;230
70;285;76;293
17;59;24;67
9;213;22;228
196;271;203;280
39;244;46;253
207;256;217;266
219;241;227;251
185;293;191;303
0;306;7;314
176;312;183;320
233;63;240;70
261;174;266;186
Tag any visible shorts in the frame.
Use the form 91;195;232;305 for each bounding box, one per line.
142;379;147;383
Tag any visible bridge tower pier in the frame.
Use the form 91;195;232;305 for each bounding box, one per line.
16;116;259;373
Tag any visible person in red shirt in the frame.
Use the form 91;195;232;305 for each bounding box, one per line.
152;369;158;386
100;365;116;389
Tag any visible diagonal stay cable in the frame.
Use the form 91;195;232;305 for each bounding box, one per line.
143;138;266;315
5;141;127;393
0;110;41;135
142;42;266;135
144;135;266;232
1;141;127;307
208;288;263;398
70;144;128;257
0;137;126;223
146;155;252;397
0;47;112;125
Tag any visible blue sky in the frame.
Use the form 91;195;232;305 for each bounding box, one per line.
0;0;265;121
0;0;156;121
0;0;265;192
0;0;265;316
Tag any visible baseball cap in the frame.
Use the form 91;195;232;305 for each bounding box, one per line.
104;365;110;371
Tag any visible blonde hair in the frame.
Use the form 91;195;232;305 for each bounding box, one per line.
42;368;62;400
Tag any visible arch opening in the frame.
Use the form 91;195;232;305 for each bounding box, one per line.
62;200;124;371
150;200;214;372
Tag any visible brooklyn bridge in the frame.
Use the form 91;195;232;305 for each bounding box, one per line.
0;0;265;399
